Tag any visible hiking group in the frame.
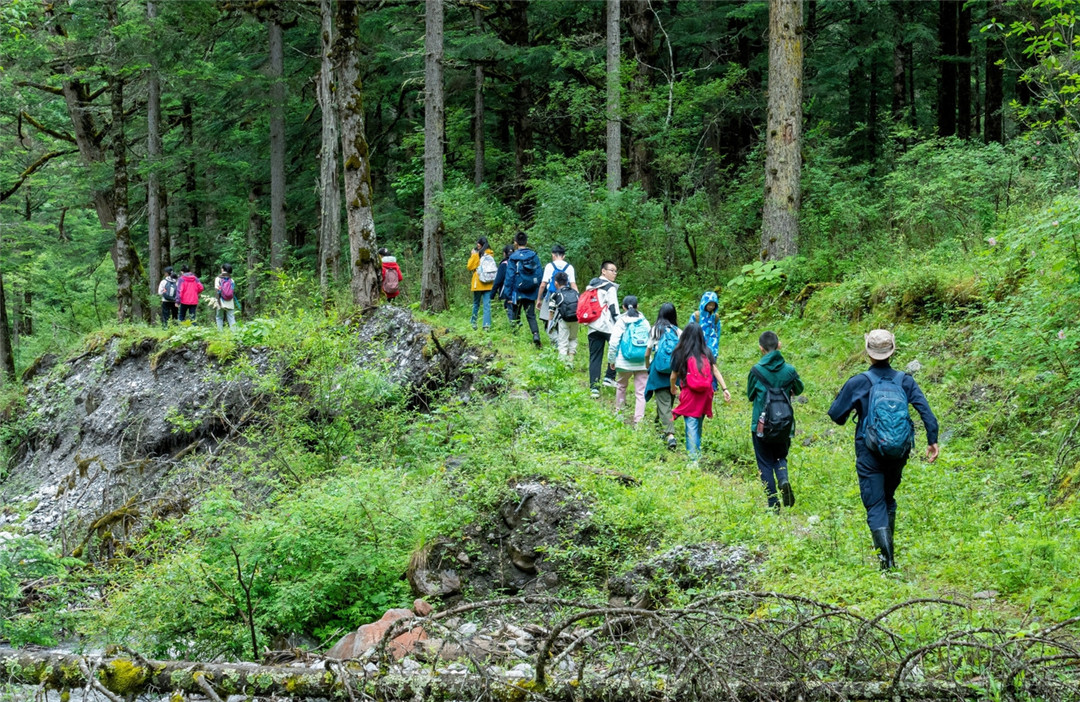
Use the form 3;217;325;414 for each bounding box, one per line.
156;264;239;330
467;233;940;571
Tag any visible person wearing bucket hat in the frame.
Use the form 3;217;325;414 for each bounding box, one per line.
828;329;940;571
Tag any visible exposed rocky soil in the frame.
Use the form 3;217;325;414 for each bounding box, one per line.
0;307;494;545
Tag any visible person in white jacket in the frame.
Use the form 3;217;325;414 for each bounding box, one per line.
608;296;652;425
586;261;620;398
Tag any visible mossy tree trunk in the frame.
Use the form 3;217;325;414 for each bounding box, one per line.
761;0;802;261
421;0;448;312
146;0;163;296
269;16;287;270
335;0;380;308
473;8;485;187
109;71;149;324
606;0;621;193
0;272;15;382
984;0;1004;143
246;185;263;310
317;0;341;290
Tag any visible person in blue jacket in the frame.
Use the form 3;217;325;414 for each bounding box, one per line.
501;231;543;348
828;329;940;571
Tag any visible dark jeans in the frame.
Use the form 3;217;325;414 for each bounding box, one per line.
179;303;198;322
588;331;618;389
510;300;539;338
753;434;791;509
160;301;178;328
855;439;905;531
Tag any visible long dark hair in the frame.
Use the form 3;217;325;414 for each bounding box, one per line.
477;236;490;251
654;302;677;335
501;244;514;262
671;322;714;381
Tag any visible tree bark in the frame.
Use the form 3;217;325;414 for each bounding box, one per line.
937;0;958;137
335;0;380;308
317;0;342;290
892;2;907;123
761;0;803;261
109;71;148;324
181;98;198;271
14;288;32;337
627;0;656;196
0;273;14;382
269;17;287;270
473;8;485;187
956;2;972;139
146;0;162;296
421;0;448;312
984;0;1004;143
246;186;263;308
506;0;533;206
606;0;621;193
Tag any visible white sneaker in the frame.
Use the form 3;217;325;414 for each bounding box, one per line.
590;388;600;399
603;377;617;388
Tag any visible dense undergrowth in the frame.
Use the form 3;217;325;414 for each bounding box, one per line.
2;146;1080;665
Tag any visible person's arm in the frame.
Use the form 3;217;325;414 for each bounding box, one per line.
569;268;579;292
670;371;679;396
607;318;623;366
196;278;204;294
790;370;805;396
827;377;859;426
746;370;757;402
467;251;480;272
493;263;506;295
905;375;940;461
713;365;731;402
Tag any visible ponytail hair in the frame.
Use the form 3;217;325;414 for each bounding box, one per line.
622;295;641;318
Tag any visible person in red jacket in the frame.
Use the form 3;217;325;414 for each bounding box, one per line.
379;248;403;299
176;265;204;322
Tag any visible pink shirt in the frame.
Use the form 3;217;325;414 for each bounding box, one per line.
673;356;715;419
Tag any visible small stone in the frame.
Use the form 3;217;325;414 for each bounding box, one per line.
802;438;813;447
905;360;922;374
458;622;478;636
413;598;433;617
401;658;422;674
363;662;378;674
512;648;529;659
505;663;534;679
807;515;821;525
456;551;471;566
794;395;809;404
972;590;999;600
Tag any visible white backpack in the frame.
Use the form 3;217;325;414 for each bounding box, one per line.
478;253;498;283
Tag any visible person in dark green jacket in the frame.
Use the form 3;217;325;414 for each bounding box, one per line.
747;331;804;511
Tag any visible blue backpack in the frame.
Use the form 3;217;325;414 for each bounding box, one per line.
513;251;541;295
652;327;679;374
862;371;915;458
619;318;649;363
547;262;569;293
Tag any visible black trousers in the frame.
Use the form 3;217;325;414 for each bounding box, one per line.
179;303;198;322
588;331;618;389
855;439;906;531
753;434;791;509
160;301;178;328
510;300;539;338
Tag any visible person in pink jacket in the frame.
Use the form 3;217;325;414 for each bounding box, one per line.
176;266;204;322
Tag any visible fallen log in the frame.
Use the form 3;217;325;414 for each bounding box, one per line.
0;648;1028;701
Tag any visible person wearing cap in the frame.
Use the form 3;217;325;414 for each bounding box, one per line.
157;266;180;328
828;329;940;571
536;244;577;332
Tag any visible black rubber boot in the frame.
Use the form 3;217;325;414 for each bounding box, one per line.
888;509;897;562
871;527;895;571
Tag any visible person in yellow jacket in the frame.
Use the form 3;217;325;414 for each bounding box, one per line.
468;236;497;330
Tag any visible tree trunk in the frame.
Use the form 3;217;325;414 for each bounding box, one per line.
627;0;657;196
956;2;972;139
335;0;380;308
937;0;958;137
761;0;803;261
0;273;14;382
506;0;533;209
984;0;1004;143
161;189;171;268
473;8;485;187
892;2;907;123
269;18;287;270
109;71;148;324
421;0;448;312
15;288;32;337
246;186;263;309
146;0;162;296
181;99;198;271
317;0;342;290
606;0;621;193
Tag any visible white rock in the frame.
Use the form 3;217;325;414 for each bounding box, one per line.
457;622;478;636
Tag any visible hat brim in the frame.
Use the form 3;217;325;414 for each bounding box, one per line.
866;346;895;360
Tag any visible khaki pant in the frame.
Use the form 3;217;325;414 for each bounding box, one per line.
550;319;578;360
653;387;675;435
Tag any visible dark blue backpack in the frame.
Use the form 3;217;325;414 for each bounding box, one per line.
513;251;541;295
652;326;679;374
862;371;915;458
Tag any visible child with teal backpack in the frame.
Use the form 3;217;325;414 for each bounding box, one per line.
607;296;652;425
644;303;681;450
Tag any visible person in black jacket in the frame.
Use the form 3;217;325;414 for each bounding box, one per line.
828;329;940;571
492;244;515;326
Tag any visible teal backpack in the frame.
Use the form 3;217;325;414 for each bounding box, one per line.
619;318;649;363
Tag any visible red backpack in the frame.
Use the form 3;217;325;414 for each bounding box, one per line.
576;288;604;324
685;356;713;391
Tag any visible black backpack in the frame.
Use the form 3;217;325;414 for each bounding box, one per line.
163;278;178;302
554;288;579;322
752;366;795;442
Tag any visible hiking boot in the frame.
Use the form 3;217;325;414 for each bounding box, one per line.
871;527;895;571
533;334;542;349
779;480;795;508
666;434;677;451
590;388;600;399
